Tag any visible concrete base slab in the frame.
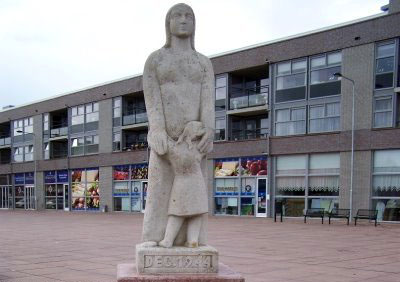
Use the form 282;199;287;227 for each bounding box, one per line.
117;263;245;282
136;245;218;274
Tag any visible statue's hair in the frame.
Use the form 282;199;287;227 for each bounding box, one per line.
164;3;195;50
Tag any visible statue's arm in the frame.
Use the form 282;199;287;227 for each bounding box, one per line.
143;51;168;155
198;55;215;154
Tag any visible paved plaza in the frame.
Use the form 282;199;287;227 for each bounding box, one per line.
0;211;399;282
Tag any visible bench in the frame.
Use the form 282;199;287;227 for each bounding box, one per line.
274;201;283;222
328;208;350;225
354;209;378;226
304;208;325;224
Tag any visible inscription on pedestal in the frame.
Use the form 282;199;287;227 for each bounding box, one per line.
136;245;218;274
144;255;212;269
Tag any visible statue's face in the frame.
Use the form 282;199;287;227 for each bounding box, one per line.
169;5;194;38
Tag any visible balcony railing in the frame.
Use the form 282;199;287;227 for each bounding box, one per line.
0;135;11;146
122;108;148;126
229;128;268;141
50;124;68;138
122;141;148;151
229;85;269;110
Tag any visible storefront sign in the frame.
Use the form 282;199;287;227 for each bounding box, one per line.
45;171;56;184
25;172;34;184
57;170;69;183
14;173;25;185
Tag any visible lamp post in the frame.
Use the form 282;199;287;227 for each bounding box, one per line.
17;130;37;210
333;72;355;221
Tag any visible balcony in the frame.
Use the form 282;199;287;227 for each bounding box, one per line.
229;85;269;110
122;108;148;126
50;123;68;139
0;148;11;164
122;141;148;152
229;128;268;141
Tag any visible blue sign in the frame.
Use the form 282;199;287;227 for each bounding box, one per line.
25;172;34;184
57;170;69;183
14;173;25;185
45;171;56;184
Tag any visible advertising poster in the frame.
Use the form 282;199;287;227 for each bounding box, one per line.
240;156;267;176
214;158;239;177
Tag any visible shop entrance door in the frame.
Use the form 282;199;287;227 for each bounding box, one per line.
25;186;35;210
141;181;148;213
63;184;69;211
0;186;11;209
256;178;267;217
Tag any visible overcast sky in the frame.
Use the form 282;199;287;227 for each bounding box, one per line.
0;0;388;109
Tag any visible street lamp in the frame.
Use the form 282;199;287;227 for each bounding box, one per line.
333;72;355;221
17;130;37;210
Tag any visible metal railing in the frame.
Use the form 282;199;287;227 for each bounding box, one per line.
229;85;269;110
50;125;68;138
122;141;148;151
122;108;148;126
0;135;11;146
229;128;269;141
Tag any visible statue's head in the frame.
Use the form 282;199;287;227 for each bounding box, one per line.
164;3;195;50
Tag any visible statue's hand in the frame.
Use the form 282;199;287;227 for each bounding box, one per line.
197;127;213;154
148;130;168;155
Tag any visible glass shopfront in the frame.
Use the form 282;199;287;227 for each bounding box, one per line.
113;164;148;212
0;175;12;209
44;170;69;210
14;172;35;210
373;150;400;222
71;168;99;211
214;156;268;216
275;153;339;217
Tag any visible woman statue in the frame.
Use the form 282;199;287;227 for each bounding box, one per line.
141;3;214;248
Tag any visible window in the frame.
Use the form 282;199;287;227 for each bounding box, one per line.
113;132;121;151
374;97;393;128
13;118;33;143
310;52;341;98
375;42;395;89
71;105;85;134
85;135;99;154
275;107;306;136
113;97;121;127
275;59;307;103
43;113;49;138
85;102;99;131
215;118;225;141
44;142;50;160
373;150;400;222
71;168;100;211
275;153;340;217
13;146;23;162
71;137;84;156
309;102;340;133
215;75;227;111
230;116;268;140
24;145;34;161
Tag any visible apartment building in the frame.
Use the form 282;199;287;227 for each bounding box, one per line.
1;1;400;222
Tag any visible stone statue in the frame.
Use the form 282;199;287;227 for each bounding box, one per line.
141;3;214;249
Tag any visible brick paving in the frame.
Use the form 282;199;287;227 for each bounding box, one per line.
0;210;399;282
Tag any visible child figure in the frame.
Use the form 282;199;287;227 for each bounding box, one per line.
158;121;208;248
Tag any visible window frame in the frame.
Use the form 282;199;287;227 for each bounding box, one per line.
374;40;396;90
274;106;306;136
308;101;341;133
373;96;393;128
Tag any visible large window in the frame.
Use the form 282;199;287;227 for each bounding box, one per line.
375;41;395;89
309;52;342;98
275;59;307;103
13;117;33;143
372;150;400;222
275;107;306;136
113;97;122;127
373;96;393;128
275;153;340;217
214;156;268;216
230;116;268;140
309;102;340;133
13;146;24;163
113;164;148;212
70;135;98;156
71;168;99;211
44;170;68;210
70;102;99;134
215;75;227;111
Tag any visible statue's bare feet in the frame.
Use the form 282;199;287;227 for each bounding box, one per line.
158;239;173;248
184;241;198;248
138;241;157;248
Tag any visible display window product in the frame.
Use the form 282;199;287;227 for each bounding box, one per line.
307;198;338;213
373;199;400;222
215;178;239;196
276;198;305;217
241;178;256;196
113;165;130;180
240;156;267;176
71;168;100;211
131;164;148;179
240;197;255;216
214;158;239;177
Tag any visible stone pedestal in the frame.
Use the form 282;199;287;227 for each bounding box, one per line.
117;263;245;282
136;245;218;274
